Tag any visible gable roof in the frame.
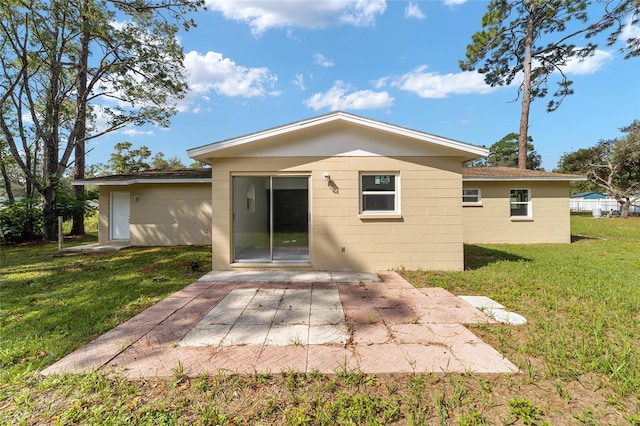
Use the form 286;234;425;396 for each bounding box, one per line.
463;167;586;181
73;168;211;186
187;111;489;162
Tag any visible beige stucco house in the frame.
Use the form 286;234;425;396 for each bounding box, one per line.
86;169;212;246
82;112;584;272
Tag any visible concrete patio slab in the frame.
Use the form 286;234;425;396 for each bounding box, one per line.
41;271;519;377
458;295;527;325
60;242;131;253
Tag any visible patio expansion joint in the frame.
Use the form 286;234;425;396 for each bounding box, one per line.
98;291;207;372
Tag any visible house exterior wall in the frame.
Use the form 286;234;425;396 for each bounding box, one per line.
462;181;571;244
210;156;465;272
98;183;212;245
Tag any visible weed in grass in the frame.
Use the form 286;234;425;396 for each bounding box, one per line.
455;407;489;425
385;381;398;395
194;372;210;393
508;397;546;425
572;408;599;425
308;368;322;381
284;406;313;425
553;381;571;403
336;366;376;387
198;403;228;425
623;413;640;425
253;371;271;385
172;360;186;387
319;391;400;425
434;391;449;424
345;320;353;335
405;374;431;425
451;376;469;408
284;371;305;391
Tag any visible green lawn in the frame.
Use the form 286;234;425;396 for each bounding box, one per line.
0;215;639;424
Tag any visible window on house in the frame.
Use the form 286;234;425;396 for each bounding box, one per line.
510;189;531;218
463;188;481;204
360;174;399;213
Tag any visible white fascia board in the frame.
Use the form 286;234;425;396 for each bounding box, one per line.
187;111;489;159
72;178;211;186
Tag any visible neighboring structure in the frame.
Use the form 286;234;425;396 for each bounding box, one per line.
81;169;212;246
568;191;640;214
570;192;606;200
79;112;586;272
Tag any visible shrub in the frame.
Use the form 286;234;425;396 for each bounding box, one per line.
0;198;44;242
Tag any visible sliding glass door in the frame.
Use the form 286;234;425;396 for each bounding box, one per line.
233;176;309;263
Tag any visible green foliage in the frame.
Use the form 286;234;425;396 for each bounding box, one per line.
557;120;640;216
0;242;211;383
473;132;542;169
0;198;43;242
460;0;591;111
0;0;205;239
109;142;152;174
151;152;187;170
55;181;93;221
508;398;546;425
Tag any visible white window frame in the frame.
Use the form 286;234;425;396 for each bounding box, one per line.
510;188;532;219
359;173;400;215
462;188;482;206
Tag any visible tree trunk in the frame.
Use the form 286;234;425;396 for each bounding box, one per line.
619;198;630;218
42;14;62;241
42;184;58;239
0;151;15;201
71;1;90;236
518;6;535;170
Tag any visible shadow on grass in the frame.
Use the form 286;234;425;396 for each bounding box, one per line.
571;234;597;243
464;244;530;270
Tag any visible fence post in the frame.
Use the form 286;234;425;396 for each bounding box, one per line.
58;216;63;251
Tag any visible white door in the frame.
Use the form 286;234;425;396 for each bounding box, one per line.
110;191;130;240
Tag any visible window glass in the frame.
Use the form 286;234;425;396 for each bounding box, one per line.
361;174;398;213
510;189;530;217
463;189;481;203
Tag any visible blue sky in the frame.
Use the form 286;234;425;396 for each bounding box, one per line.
90;0;640;171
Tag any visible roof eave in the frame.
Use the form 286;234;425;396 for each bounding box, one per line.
463;176;587;182
72;178;212;186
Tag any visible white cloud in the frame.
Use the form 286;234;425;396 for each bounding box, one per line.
205;0;386;35
293;73;306;90
404;2;425;20
313;52;335;67
371;76;389;89
184;50;278;99
621;14;640;42
443;0;467;5
304;81;393;111
339;0;387;27
561;50;613;75
391;66;496;98
122;128;154;136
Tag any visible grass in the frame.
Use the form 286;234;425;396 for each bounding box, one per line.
1;214;639;424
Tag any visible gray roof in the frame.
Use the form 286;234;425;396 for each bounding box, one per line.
74;168;211;186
